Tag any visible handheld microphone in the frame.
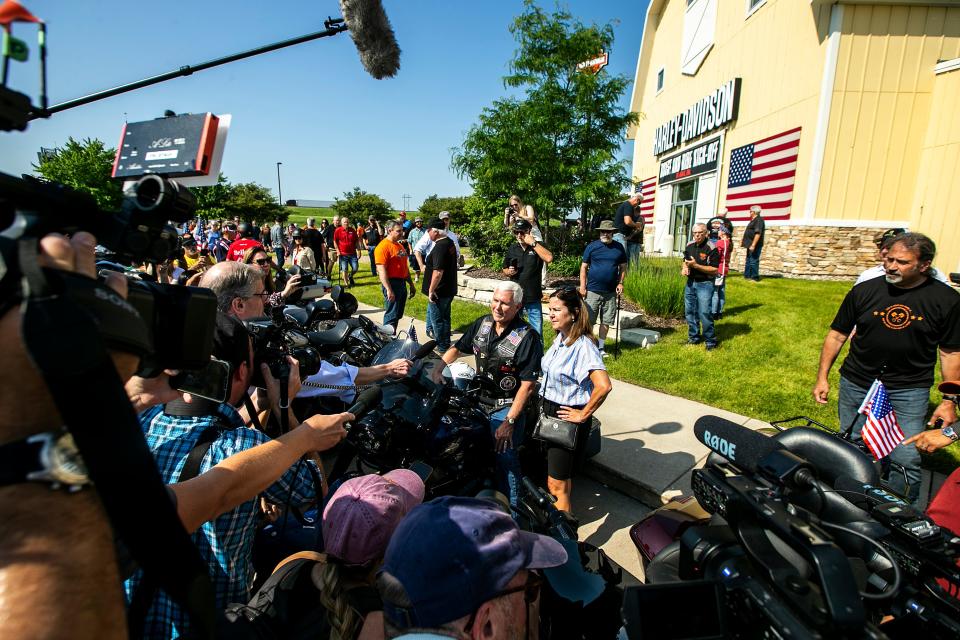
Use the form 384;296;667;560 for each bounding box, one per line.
411;340;436;362
339;0;401;79
345;385;383;419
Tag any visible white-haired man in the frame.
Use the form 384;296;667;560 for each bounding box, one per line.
742;205;765;281
441;282;541;507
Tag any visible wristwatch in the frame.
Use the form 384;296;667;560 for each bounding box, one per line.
506;417;517;425
942;425;959;442
943;394;959;403
0;429;91;491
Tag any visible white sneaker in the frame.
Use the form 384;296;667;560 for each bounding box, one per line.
600;349;610;359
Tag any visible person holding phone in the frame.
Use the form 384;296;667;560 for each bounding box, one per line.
681;223;720;350
502;218;553;337
243;247;301;309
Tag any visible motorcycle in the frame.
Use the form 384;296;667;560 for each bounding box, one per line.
327;336;498;498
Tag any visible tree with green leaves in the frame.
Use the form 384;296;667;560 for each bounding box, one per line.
33;137;124;210
331;187;393;223
418;194;469;221
451;0;637;267
191;173;232;221
224;182;285;223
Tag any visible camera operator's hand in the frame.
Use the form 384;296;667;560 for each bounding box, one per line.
300;412;351;452
387;358;412;378
262;356;303;412
281;274;302;299
125;370;192;413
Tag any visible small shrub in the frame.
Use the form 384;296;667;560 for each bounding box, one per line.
549;254;583;277
623;256;686;318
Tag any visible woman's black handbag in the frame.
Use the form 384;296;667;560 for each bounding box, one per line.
533;412;582;450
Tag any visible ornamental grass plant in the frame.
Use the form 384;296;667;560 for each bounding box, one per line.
622;256;686;319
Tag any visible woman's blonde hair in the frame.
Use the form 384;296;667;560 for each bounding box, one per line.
316;561;369;640
549;289;595;346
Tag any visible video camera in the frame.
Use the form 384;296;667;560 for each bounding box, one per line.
245;317;322;389
622;417;960;640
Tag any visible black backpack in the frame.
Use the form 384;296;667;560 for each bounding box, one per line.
219;556;381;640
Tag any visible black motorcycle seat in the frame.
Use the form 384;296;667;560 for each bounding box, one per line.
283;306;309;326
772;426;879;486
308;321;351;346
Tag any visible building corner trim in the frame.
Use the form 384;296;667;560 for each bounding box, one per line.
803;3;843;221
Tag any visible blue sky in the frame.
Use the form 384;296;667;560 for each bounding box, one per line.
1;1;648;210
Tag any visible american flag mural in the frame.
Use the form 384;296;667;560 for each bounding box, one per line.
637;176;657;222
725;127;801;221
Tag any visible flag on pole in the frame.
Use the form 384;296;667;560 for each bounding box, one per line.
857;379;905;460
0;0;42;25
3;32;27;61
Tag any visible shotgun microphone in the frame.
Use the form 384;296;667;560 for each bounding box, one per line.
339;0;401;79
346;385;383;419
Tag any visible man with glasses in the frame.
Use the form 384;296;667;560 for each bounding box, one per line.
200;261;269;320
503;218;553;337
378;496;566;640
681;223;720;351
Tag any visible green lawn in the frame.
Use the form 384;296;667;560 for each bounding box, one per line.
284;207;418;227
338;266;958;469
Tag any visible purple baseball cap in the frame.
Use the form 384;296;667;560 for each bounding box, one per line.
379;496;568;628
322;470;425;566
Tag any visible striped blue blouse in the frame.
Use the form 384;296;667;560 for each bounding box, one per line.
540;334;606;406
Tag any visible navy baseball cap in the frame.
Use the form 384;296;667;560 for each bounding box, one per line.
379;496;567;628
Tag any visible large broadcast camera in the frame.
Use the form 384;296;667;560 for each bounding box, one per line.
622;417;960;640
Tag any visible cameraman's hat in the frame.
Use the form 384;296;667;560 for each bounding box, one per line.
512;218;532;233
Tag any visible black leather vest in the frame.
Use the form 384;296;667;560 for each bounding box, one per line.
472;316;529;399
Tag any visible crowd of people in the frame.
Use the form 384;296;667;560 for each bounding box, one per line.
3;186;960;640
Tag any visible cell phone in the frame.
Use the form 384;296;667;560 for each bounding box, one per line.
200;248;210;257
170;358;231;403
408;461;434;483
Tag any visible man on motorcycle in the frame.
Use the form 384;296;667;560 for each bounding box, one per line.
441;282;541;507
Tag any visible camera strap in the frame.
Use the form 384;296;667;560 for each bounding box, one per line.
16;239;216;638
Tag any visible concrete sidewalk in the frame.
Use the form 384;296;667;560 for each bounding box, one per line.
354;301;767;509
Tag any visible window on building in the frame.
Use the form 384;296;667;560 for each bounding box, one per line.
656;68;665;93
681;0;717;76
746;0;767;17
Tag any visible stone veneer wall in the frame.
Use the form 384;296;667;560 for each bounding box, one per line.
720;224;882;280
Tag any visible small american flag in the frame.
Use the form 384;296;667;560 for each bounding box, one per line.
407;321;418;343
637;176;657;222
725;127;801;221
857;379;905;460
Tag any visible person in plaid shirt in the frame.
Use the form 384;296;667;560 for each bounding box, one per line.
125;314;321;639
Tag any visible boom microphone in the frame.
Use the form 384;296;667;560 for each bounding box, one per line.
339;0;401;79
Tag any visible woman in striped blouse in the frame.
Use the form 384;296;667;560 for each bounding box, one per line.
540;288;613;513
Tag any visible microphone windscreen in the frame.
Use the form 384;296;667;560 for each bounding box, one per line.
412;340;436;361
339;0;401;79
346;385;383;418
693;415;784;473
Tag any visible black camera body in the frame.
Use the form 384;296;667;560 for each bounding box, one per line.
245;318;322;388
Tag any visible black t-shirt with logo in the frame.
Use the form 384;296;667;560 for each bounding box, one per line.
683;239;720;283
454;314;542;384
832;277;960;389
503;242;545;303
363;225;382;247
422;237;458;298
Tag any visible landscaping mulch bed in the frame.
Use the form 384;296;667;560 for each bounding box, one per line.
463;266;684;329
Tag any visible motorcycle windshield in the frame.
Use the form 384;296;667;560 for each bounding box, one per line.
371;339;453;392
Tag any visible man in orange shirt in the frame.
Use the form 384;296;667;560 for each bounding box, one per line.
375;220;416;331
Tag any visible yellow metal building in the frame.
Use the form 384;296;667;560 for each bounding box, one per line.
628;0;960;279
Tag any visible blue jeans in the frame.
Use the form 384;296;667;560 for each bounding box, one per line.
744;246;762;280
381;278;408;329
711;281;726;315
338;255;358;279
838;376;929;503
368;247;378;276
428;296;453;351
523;302;543;336
274;247;285;267
488;406;525;507
626;241;642;264
684;280;716;346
